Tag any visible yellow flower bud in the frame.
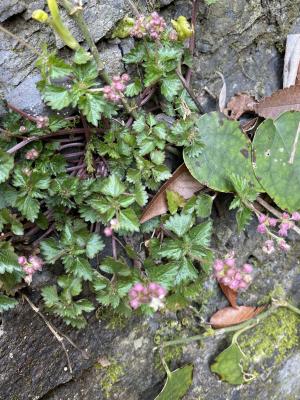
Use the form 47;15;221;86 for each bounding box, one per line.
32;9;49;23
171;16;193;41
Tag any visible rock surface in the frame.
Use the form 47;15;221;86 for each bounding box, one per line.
1;1;300;400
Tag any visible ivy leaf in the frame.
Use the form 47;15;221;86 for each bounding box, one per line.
166;190;186;214
161;74;182;101
155;365;193;400
119;208;140;232
164;213;193;237
211;343;246;385
125;79;142;97
86;234;105;258
42;84;72;110
0;294;18;312
0;150;14;184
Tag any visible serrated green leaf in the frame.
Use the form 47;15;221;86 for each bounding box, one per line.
166;190;186;214
147;263;178;289
195;194;214;218
41;285;59;307
0;150;14;184
188;220;212;247
161;74;182;101
73;47;92;64
78;93;106;126
151;150;165;165
175;257;198;284
100;175;125;197
236;206;253;233
42;85;71;110
64;256;93;281
134;182;148;206
155;365;193;400
165;213;193;237
211;343;246;385
119;208;140;232
0;294;18;312
100;257;131;276
125;79;142;97
86;234;105;258
156;239;184;260
40;238;64;264
16;195;40;222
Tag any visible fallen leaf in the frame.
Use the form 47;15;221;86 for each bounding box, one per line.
253;85;300;119
155;365;193;400
211;343;246;385
210;305;266;328
219;283;238;309
283;32;300;88
224;93;257;120
140;164;203;223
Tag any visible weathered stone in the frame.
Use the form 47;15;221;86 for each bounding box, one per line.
0;0;26;22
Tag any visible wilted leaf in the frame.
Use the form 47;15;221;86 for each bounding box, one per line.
253;86;300;119
217;72;226;113
155;365;193;400
224;93;257;120
140;164;203;223
283;32;300;88
210;305;266;328
219;283;238;308
211;343;246;385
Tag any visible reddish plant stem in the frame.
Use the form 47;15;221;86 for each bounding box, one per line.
67;164;86;172
7;137;38;154
126;86;156;128
31;224;56;247
185;0;200;86
60;142;85;150
176;69;204;113
7;103;40;123
112;235;117;260
63;151;85;158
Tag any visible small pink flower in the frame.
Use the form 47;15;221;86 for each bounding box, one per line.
226;268;236;277
242;264;253;273
292;212;300;221
282;212;290;220
130;299;140;309
262;239;275;254
278;240;290;252
29;255;43;271
133;283;145;292
258;214;267;224
213;259;224;271
268;218;278;227
239;281;248;289
229;280;240;290
104;227;113;237
234;272;242;281
243;274;252;283
121;74;130;82
18;256;27;266
224;258;235;267
25;149;39;160
257;224;267;234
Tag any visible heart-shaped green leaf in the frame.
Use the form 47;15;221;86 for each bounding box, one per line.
253;111;300;211
211;343;246;385
155;365;193;400
184;112;259;192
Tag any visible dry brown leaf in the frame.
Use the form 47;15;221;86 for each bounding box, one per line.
253;85;300;119
210;305;266;329
219;283;238;309
140;164;203;223
224;93;257;120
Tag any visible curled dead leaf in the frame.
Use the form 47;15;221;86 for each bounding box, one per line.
219;283;238;309
140;164;203;223
224;93;257;120
210;305;266;329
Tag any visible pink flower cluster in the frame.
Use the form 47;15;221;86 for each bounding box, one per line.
25;148;39;160
131;12;166;40
103;218;119;237
129;282;167;311
102;74;130;103
213;256;253;291
257;212;300;254
18;255;43;284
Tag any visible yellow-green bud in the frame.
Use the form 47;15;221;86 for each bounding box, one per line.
171;16;193;41
32;9;49;23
